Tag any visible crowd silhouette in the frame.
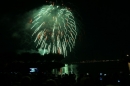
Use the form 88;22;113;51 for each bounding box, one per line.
0;52;130;86
1;71;130;86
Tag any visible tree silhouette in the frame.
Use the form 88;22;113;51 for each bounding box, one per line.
0;52;64;72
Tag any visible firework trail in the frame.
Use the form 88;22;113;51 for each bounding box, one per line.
30;4;77;57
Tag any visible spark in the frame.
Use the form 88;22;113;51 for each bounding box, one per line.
30;5;77;57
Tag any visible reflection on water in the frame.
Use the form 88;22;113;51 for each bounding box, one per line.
52;61;129;80
52;64;78;75
61;64;78;74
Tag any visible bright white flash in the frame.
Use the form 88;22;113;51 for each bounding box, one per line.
30;5;77;57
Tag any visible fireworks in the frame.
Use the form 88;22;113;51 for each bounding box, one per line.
30;4;77;57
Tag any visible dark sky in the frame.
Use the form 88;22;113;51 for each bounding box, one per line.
0;0;129;60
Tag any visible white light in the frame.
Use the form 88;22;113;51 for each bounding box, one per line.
104;74;106;76
118;80;120;83
127;54;129;56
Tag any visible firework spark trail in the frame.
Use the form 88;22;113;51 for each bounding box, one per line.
30;4;77;57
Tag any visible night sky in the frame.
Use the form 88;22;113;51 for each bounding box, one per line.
0;0;129;60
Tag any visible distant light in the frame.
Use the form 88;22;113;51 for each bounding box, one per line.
104;74;106;76
126;54;129;56
118;80;120;83
100;73;102;75
100;77;102;80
